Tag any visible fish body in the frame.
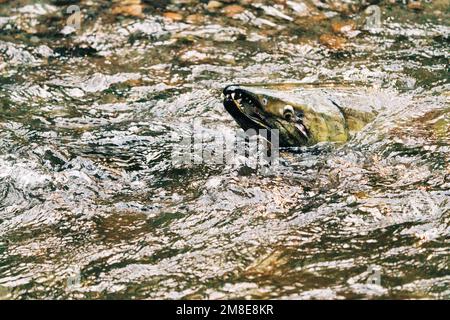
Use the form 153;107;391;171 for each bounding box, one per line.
223;83;379;147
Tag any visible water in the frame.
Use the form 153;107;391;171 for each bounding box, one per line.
0;0;448;299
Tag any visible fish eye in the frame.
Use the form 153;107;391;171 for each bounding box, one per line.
262;97;268;106
282;105;295;121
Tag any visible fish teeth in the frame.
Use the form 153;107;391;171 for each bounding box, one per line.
295;123;309;138
231;93;235;99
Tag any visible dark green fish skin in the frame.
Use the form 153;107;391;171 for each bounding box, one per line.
223;84;379;147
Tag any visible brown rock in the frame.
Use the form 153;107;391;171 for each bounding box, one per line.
207;1;223;11
223;4;245;17
319;34;346;50
407;1;424;10
112;4;144;18
163;12;183;21
186;14;205;24
329;2;353;15
331;20;355;34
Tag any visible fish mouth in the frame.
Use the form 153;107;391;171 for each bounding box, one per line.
223;84;310;147
223;85;269;133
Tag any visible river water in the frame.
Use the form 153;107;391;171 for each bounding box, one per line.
0;0;448;299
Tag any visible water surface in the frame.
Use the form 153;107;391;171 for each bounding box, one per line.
0;0;449;299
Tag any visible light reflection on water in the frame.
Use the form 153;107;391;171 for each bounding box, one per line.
0;0;449;299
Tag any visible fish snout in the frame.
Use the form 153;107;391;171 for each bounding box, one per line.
223;84;242;96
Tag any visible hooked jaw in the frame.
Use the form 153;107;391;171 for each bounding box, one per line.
223;85;263;112
223;85;268;132
223;85;311;147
